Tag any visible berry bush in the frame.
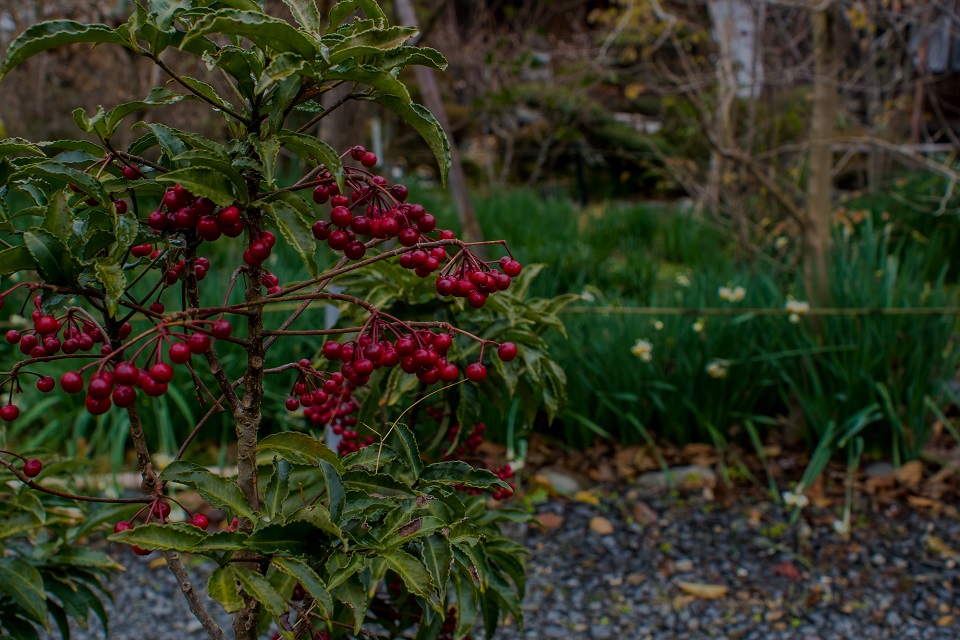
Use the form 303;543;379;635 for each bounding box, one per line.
0;2;530;639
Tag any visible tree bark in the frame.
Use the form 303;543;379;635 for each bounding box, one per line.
805;2;838;308
393;0;485;251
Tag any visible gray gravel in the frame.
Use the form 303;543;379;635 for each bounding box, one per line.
45;491;960;640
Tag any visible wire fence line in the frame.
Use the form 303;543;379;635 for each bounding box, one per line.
558;306;960;316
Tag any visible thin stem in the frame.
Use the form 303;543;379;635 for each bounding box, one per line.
143;49;250;124
163;551;228;640
0;457;150;503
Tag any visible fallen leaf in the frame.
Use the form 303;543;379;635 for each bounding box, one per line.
677;581;728;599
939;615;955;627
574;490;600;506
626;572;647;586
908;495;941;509
631;501;658;524
148;557;168;570
897;460;924;489
772;561;803;582
536;513;564;529
926;535;958;558
589;516;615;535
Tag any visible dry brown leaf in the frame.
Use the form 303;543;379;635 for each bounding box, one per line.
536;513;565;529
938;615;956;627
631;501;658;525
897;460;924;489
671;595;696;608
589;516;615;535
908;495;941;509
677;582;728;599
926;535;958;558
148;557;168;570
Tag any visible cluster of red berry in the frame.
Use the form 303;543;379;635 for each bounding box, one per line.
435;253;521;309
113;496;209;556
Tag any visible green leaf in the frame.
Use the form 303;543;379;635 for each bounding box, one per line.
207;566;244;613
0;138;44;157
104;87;188;137
327;26;419;64
342;469;416;498
147;0;193;31
329;0;386;27
271;557;333;617
258;193;319;277
133;122;189;158
250;134;281;187
452;572;479;640
0;558;48;628
332;574;370;634
178;76;238;115
327;63;411;102
295;504;344;541
419;461;509;491
171;149;248;197
258;431;344;470
318;459;346;523
369;97;450;185
160;460;255;520
382;46;448;72
153;167;238;207
109;523;206;552
275;130;344;192
182;9;318;57
0;21;130;80
263;456;292;522
256;53;309;94
381;548;441;612
12;160;107;202
281;0;323;35
0;245;36;277
23;229;81;286
39;192;72;238
391;423;423;479
245;520;323;555
421;534;452;602
187;530;249;552
93;259;126;317
234;567;287;617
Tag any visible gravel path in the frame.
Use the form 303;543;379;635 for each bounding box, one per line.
46;490;960;640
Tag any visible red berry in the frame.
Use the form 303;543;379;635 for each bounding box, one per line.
150;362;174;383
330;206;352;228
36;376;55;393
5;330;20;344
398;228;419;246
467;291;487;308
113;520;132;534
344;240;366;260
497;342;518;362
350;145;366;161
312;185;329;204
61;372;84;394
188;333;211;354
439;363;459;382
322;341;341;360
285;397;300;411
197;216;221;241
218;206;241;225
34;315;59;335
112;385;137;408
250;241;271;260
0;404;19;422
122;165;141;180
416;214;436;232
114;362;139;385
114;200;128;215
328;230;349;250
312;220;331;241
501;258;522;277
147;210;170;231
87;375;114;400
151;500;171;520
465;363;487;383
169;342;191;364
131;244;153;258
211;320;232;339
132;546;152;556
85;396;112;415
361;151;378;167
190;513;210;530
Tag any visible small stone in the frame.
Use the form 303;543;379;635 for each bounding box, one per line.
674;558;694;572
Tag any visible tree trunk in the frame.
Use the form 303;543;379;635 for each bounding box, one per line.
805;3;838;308
393;0;485;250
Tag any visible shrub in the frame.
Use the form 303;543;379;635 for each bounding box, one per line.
0;2;531;639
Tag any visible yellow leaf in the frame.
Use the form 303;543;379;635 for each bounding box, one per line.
677;582;728;599
624;83;646;100
574;491;600;506
589;516;614;535
926;535;958;558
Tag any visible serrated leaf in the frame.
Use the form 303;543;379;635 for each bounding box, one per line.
153;167;238;207
0;557;48;629
250;134;281;186
0;245;36;277
109;523;206;552
178;76;239;116
245;519;324;555
263;456;292;522
382;45;448;72
188;530;249;552
234;567;287;617
12;160;106;203
452;572;478;639
295;504;344;541
133;122;189;158
369;97;450;185
160;461;255;520
182;9;317;57
172;149;248;197
327;26;418;64
207;566;244;613
329;0;386;26
318;459;346;523
332;574;370;634
281;0;323;35
92;259;125;316
275;130;344;192
23;228;81;285
256;52;309;94
0;21;130;79
258;431;344;470
258;193;318;277
342;469;416;498
272;557;333;617
147;0;194;31
0;138;44;157
104;87;187;137
391;423;423;479
381;548;441;612
421;534;452;602
419;461;508;491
